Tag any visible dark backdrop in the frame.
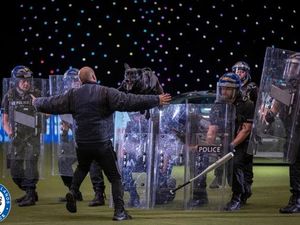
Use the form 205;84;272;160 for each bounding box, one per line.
0;0;299;96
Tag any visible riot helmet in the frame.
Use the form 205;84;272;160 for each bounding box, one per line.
11;65;33;93
216;72;241;103
63;68;80;90
232;61;251;87
11;65;33;79
283;53;300;81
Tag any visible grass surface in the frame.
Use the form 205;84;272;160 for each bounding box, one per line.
1;164;299;225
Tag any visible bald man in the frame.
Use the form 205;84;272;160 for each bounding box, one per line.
78;66;96;82
32;66;171;221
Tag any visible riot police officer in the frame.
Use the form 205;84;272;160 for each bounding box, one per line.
232;61;258;103
232;61;257;205
57;68;106;206
208;73;254;211
210;61;257;206
1;65;41;207
233;61;257;204
264;53;300;213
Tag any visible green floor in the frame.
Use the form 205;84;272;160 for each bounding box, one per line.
1;165;299;225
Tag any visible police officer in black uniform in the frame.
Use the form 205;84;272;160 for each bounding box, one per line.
208;73;254;211
232;61;258;205
210;62;257;206
233;61;258;104
33;66;171;221
264;53;300;213
1;65;41;207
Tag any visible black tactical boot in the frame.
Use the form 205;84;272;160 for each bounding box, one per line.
88;192;105;207
191;190;208;207
224;194;241;211
16;194;27;203
18;190;36;207
113;209;132;221
16;191;38;203
279;195;300;213
65;191;77;213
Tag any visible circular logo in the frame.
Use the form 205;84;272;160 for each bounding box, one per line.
0;184;11;222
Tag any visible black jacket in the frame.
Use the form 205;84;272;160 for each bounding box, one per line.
34;81;160;143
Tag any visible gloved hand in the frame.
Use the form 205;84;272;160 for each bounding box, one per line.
265;110;275;124
229;143;236;153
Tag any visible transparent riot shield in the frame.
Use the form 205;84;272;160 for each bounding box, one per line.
248;47;300;163
1;78;10;178
1;77;48;183
49;75;77;177
151;104;186;209
184;102;235;210
113;111;153;208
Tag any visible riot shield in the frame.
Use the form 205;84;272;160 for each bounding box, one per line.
248;47;300;163
113;111;153;208
184;102;235;210
49;75;77;177
152;104;186;209
1;78;10;178
1;77;48;182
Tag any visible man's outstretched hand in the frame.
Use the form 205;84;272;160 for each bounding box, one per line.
30;94;36;104
159;93;172;105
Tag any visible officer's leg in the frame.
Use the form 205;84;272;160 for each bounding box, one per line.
10;159;25;191
210;166;223;189
241;153;253;205
121;164;139;207
192;154;208;207
58;156;76;188
126;153;140;207
11;158;28;203
224;149;245;211
10;143;25;190
280;150;300;213
18;140;39;207
10;143;28;203
88;161;106;206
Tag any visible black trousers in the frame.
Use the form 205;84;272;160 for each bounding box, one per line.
71;140;124;210
10;137;40;191
59;136;105;191
231;142;253;195
290;149;300;195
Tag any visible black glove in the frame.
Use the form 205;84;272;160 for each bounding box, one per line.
265;110;275;124
229;143;236;153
